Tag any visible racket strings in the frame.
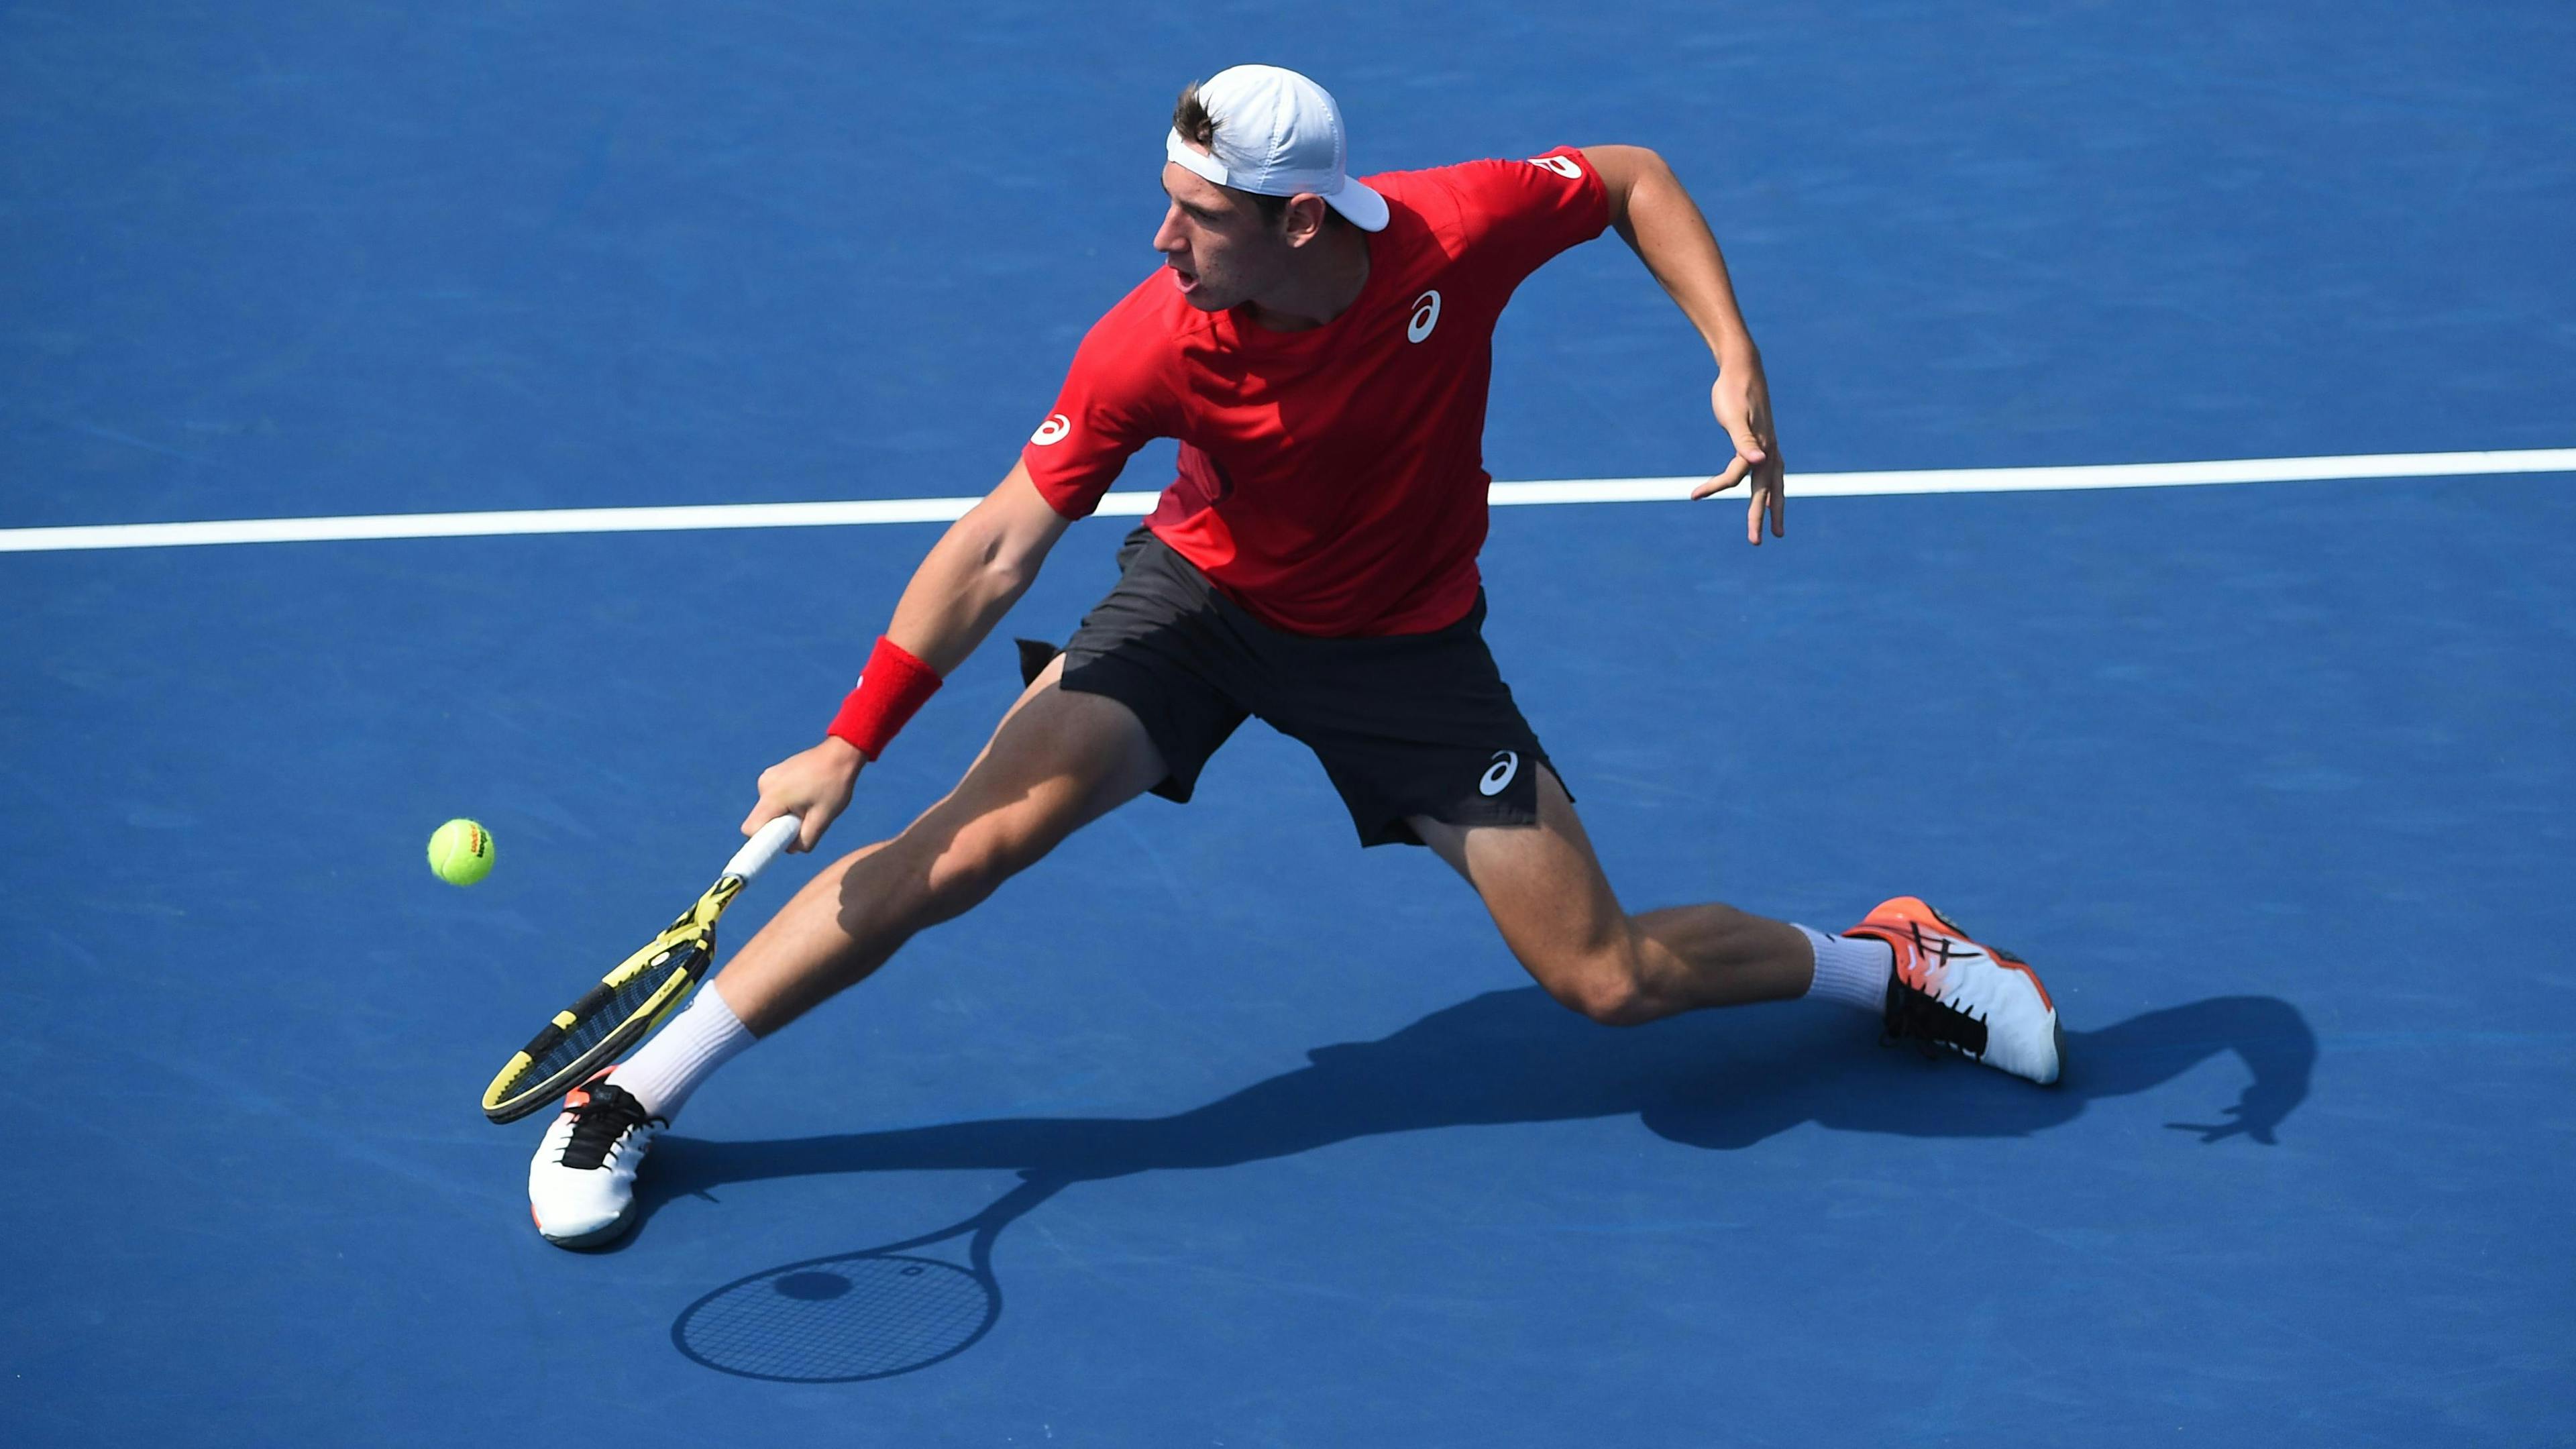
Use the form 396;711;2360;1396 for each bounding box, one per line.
527;950;695;1081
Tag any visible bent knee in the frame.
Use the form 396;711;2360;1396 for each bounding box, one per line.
904;814;1052;923
1527;945;1658;1026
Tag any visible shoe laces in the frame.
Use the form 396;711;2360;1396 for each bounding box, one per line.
1878;928;1991;1061
558;1082;659;1171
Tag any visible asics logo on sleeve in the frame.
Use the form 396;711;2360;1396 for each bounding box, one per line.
1407;290;1442;343
1031;413;1072;445
1528;155;1582;179
1479;750;1519;796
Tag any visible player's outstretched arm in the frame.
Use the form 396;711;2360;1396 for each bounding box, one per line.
1580;144;1784;545
745;461;1073;850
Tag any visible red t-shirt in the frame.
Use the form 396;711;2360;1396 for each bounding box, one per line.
1020;147;1611;637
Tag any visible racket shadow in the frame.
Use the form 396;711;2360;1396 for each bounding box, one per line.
669;1175;1066;1384
654;986;2314;1381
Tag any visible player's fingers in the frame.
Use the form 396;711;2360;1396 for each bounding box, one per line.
794;805;837;854
1770;466;1787;538
1747;487;1764;546
1693;453;1751;500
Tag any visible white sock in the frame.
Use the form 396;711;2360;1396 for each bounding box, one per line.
1797;924;1893;1014
608;983;755;1121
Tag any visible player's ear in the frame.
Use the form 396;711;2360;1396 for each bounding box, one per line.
1281;193;1330;247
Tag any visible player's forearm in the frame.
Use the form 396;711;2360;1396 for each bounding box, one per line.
815;467;1067;765
882;501;1044;676
1613;154;1760;369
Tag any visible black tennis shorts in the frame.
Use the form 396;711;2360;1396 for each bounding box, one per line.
1044;526;1564;848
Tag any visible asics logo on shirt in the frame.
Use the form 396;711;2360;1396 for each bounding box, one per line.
1479;750;1519;796
1031;413;1072;445
1528;154;1582;179
1407;290;1442;343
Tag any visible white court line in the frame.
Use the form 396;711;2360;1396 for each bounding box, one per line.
3;447;2569;554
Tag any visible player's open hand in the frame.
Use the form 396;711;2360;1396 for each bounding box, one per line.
1693;358;1785;545
745;737;865;852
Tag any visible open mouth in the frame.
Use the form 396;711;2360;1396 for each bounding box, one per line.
1169;264;1199;294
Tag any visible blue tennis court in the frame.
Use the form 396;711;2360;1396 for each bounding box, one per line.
5;3;2571;1445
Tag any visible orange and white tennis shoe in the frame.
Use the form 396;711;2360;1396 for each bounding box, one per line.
1845;897;2062;1085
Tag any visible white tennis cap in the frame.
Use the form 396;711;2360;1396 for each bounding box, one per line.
1165;65;1389;233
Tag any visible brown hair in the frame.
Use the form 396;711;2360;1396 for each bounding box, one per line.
1171;80;1350;233
1173;83;1219;150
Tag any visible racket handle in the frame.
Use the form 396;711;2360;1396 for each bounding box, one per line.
725;814;803;883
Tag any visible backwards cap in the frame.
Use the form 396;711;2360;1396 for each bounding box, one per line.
1164;65;1389;232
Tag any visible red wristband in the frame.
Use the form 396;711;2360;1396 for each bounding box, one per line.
827;636;943;760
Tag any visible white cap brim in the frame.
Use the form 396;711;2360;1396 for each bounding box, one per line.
1322;175;1389;232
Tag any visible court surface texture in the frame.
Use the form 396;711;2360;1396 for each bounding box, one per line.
5;3;2572;1446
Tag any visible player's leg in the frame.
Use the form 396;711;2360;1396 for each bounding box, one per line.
707;653;1165;1032
1405;768;1817;1025
620;527;1242;1120
529;658;1166;1247
1265;591;2060;1083
1257;595;1849;1026
534;529;1254;1246
1409;773;2063;1083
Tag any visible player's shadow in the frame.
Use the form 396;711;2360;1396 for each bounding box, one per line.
649;987;2312;1377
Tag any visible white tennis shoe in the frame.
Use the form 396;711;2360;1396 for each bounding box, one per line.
527;1071;661;1248
1847;896;2063;1085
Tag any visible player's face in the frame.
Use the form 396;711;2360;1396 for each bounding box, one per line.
1155;161;1293;312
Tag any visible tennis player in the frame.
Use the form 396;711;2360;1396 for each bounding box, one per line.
529;65;2063;1247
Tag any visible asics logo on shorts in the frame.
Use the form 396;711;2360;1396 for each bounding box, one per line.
1031;413;1072;445
1528;155;1582;179
1479;750;1519;796
1407;290;1442;343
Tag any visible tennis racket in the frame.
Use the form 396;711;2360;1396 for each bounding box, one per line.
480;813;802;1124
672;1176;1064;1382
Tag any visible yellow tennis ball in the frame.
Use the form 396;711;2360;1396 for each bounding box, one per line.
428;818;495;886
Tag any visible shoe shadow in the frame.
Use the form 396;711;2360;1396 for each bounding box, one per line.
649;988;2312;1379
